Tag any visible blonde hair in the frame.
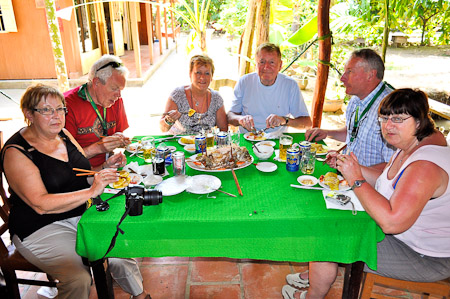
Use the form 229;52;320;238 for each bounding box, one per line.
20;84;65;125
189;55;215;76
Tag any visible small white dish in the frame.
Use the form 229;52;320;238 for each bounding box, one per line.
143;175;163;187
155;176;190;196
184;144;196;154
297;175;318;186
255;162;277;173
186;175;221;194
256;140;276;147
167;145;177;153
253;144;274;160
128;173;143;186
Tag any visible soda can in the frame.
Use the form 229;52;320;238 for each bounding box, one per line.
286;147;300;172
172;151;186;176
157;144;172;165
216;131;228;147
299;141;311;158
195;134;206;154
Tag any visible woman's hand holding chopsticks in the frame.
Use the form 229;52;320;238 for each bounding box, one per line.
91;169;120;198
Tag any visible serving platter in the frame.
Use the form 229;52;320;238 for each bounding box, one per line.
187;153;253;172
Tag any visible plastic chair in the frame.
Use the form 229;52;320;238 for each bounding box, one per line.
360;272;450;299
0;130;57;298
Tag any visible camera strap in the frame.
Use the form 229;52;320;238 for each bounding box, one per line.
90;190;132;266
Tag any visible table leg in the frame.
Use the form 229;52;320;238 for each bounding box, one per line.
90;259;115;299
342;261;364;299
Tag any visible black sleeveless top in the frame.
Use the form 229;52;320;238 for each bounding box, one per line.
0;129;91;240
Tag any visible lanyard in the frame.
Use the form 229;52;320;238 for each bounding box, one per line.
86;88;108;134
350;83;387;142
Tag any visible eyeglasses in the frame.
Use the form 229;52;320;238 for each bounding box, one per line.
378;115;412;123
96;61;123;73
33;107;68;115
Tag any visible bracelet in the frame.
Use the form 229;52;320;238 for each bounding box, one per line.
164;118;175;126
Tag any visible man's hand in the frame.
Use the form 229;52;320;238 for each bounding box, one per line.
238;115;255;131
305;128;328;142
265;114;286;128
104;153;127;169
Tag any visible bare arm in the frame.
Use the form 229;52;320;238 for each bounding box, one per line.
305;127;347;142
82;134;130;159
160;98;181;132
337;153;447;234
3;147;118;215
227;111;255;131
215;106;228;132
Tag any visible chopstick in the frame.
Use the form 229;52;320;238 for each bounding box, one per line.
216;189;237;197
231;169;243;196
149;112;168;117
323;143;347;165
73;168;97;177
290;184;325;190
97;136;139;145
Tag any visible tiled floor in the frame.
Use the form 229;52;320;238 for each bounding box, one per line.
14;257;429;299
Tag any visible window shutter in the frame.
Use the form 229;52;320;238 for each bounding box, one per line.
0;0;18;33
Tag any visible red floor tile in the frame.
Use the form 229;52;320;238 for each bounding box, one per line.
141;264;189;299
241;262;291;299
141;256;190;265
189;284;241;299
190;258;240;283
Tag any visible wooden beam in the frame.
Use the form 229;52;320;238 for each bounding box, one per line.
239;0;257;76
311;0;332;127
163;0;169;49
145;3;154;65
156;0;163;55
255;0;270;46
130;2;142;78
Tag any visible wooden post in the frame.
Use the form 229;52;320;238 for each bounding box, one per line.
163;0;169;49
311;0;332;128
255;0;270;47
130;2;142;78
239;0;257;76
156;0;163;55
170;0;176;43
146;4;154;65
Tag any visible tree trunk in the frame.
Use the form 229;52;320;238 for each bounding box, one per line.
255;0;270;47
381;0;389;62
239;0;257;76
311;0;331;128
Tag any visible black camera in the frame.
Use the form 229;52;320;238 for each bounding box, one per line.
125;185;162;216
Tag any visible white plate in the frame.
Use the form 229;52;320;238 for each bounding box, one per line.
186;153;253;172
244;132;267;142
128;173;143;186
297;175;318;186
256;140;276;147
167;145;177;153
143;175;163;187
186;175;221;194
184;144;196;154
311;143;329;156
255;162;277;173
318;174;351;191
154;176;190;196
178;136;196;146
125;142;143;154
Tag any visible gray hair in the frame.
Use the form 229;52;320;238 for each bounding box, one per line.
350;49;385;80
88;55;129;84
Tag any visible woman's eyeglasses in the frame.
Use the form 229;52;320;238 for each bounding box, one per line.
378;115;412;123
33;107;68;115
96;61;123;73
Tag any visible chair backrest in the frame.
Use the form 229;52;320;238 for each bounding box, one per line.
0;130;57;298
360;272;450;299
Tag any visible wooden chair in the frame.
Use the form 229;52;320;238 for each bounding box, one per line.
360;272;450;299
0;130;57;298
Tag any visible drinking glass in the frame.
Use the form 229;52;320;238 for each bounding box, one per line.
279;135;293;162
141;137;155;163
301;148;316;175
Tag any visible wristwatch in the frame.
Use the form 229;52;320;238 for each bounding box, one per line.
351;179;366;190
284;116;290;126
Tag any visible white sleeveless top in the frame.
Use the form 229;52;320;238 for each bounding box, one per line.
375;145;450;257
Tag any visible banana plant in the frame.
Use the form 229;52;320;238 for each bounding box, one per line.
171;0;212;53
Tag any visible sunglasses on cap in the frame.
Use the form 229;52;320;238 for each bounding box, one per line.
96;61;123;73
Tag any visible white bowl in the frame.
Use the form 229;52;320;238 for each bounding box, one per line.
253;144;274;160
184;144;196;154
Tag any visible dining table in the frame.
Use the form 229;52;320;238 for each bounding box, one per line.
76;133;385;299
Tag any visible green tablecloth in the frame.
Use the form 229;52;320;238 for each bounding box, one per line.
76;133;384;270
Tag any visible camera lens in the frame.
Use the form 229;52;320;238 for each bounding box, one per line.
143;190;163;206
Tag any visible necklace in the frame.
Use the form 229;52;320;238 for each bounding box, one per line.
190;87;208;108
